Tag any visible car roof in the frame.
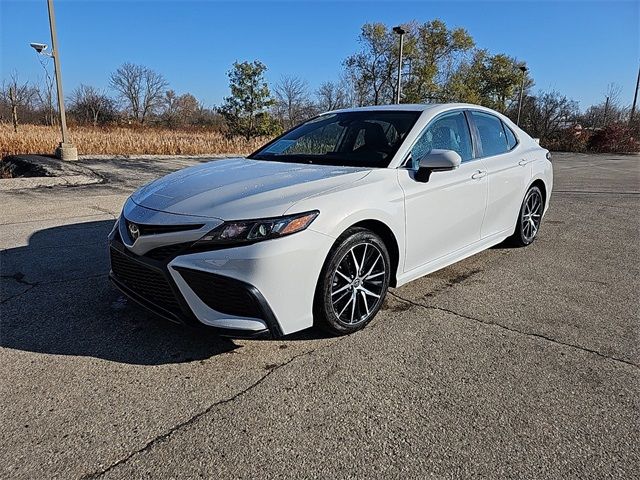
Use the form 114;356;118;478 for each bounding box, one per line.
328;103;479;114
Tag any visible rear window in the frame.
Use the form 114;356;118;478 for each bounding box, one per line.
503;122;518;150
471;111;509;157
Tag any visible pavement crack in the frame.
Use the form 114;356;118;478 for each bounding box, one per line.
80;344;335;479
0;284;37;305
553;190;640;195
389;291;639;370
1;273;108;305
41;273;107;286
88;205;117;219
0;273;39;305
1;272;37;286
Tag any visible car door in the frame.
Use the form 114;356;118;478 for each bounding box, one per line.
468;111;530;238
397;110;489;273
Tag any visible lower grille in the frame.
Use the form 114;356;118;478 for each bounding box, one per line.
175;267;263;319
144;243;191;261
110;248;181;315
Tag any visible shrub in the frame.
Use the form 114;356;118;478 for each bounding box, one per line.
542;126;591;153
587;123;640;153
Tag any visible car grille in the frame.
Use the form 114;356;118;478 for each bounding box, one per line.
175;267;263;319
144;243;192;261
135;223;204;236
110;248;182;316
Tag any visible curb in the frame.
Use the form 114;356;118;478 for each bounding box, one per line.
0;174;102;191
0;154;104;191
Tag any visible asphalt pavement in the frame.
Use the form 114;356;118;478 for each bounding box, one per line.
1;152;638;479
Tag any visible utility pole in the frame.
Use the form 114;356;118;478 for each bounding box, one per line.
393;26;406;105
516;65;528;126
46;0;77;160
630;62;640;124
603;96;610;127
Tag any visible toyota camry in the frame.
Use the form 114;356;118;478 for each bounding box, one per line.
108;103;553;337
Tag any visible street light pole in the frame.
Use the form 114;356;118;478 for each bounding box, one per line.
516;65;527;127
630;61;640;124
46;0;77;160
602;95;610;127
392;26;406;105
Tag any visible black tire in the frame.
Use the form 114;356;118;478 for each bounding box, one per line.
508;185;544;247
314;227;391;335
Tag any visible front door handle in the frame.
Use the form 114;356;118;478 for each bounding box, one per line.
471;170;487;180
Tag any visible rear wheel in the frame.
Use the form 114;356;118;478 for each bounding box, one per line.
314;228;391;335
508;185;544;247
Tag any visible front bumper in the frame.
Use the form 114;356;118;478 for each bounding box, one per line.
108;217;334;337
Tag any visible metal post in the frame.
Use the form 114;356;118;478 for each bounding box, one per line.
516;66;527;126
396;33;404;104
393;26;406;105
47;0;77;160
630;62;640;124
603;96;610;127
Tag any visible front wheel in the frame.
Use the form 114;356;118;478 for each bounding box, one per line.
508;185;544;247
314;228;391;335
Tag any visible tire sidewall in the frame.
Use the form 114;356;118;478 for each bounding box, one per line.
517;186;543;246
314;228;391;335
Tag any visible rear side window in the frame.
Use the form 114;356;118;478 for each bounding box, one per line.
411;111;473;166
471;111;509;157
502;122;518;150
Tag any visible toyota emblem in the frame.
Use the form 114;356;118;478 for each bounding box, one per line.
128;222;140;241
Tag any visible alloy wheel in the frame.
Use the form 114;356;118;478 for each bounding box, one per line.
521;188;542;243
330;242;387;325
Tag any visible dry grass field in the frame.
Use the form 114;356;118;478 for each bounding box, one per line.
0;123;269;157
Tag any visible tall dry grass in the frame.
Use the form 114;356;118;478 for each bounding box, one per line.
0;123;270;157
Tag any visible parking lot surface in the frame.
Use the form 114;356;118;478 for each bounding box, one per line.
1;153;638;479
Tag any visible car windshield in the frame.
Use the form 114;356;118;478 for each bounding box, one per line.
249;111;421;168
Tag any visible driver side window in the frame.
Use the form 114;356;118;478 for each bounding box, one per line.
411;112;473;168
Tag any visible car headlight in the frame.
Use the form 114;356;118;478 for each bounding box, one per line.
195;211;319;246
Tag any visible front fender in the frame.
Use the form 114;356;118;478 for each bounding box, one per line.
288;168;406;278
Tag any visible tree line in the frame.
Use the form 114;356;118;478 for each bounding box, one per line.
1;19;636;151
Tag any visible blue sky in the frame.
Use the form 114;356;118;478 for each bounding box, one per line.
1;0;638;110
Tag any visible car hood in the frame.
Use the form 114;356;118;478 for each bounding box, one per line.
131;157;371;220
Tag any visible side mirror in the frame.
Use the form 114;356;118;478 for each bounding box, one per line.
415;149;462;182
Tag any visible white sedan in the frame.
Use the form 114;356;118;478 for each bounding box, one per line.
109;103;552;337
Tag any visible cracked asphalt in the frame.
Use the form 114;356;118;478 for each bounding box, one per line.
1;152;638;479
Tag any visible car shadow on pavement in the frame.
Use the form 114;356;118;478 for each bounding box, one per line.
0;220;240;365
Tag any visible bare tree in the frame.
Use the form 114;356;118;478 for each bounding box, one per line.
160;90;200;128
602;83;623;126
580;83;628;128
316;80;350;112
1;73;37;132
274;75;314;128
35;55;56;126
522;90;578;141
37;75;56;126
69;84;116;126
109;63;168;124
605;83;623;108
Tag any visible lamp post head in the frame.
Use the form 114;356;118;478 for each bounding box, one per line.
393;26;406;36
29;42;48;54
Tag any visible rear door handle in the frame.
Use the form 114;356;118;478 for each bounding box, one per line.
518;159;530;166
471;170;487;180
